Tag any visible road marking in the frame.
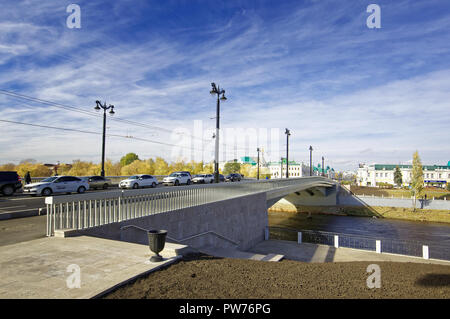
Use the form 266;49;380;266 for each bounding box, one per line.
0;208;43;214
0;205;26;210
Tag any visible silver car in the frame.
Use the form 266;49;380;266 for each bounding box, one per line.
23;176;90;196
119;174;158;189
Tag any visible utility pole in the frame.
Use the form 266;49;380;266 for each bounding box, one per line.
94;100;115;177
285;128;290;178
210;83;227;183
257;147;260;180
309;145;313;176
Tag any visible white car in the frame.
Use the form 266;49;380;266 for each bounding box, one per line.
119;174;158;189
162;172;191;186
192;174;214;184
23;176;89;196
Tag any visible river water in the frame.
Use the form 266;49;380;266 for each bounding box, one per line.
269;212;450;246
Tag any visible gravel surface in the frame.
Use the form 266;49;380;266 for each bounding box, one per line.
104;254;450;299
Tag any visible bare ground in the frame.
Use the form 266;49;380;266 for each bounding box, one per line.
104;254;450;299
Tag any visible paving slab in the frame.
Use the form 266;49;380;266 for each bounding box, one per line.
0;236;183;299
249;240;450;265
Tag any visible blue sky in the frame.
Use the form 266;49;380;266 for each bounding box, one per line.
0;0;449;171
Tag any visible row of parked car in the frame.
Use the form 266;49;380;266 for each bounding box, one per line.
0;170;243;196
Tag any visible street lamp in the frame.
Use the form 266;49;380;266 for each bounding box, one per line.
94;100;115;177
257;148;260;180
322;156;325;177
285;128;291;178
309;145;313;176
210;83;227;183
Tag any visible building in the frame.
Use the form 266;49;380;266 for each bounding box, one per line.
357;162;450;188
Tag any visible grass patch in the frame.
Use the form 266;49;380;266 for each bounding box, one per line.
350;186;450;200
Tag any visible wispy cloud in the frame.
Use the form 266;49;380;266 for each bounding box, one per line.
0;0;449;170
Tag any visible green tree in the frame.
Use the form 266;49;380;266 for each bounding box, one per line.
153;157;169;175
394;166;403;187
223;161;240;175
411;151;424;211
120;153;139;166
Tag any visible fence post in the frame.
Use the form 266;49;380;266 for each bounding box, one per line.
264;227;269;240
422;245;429;259
334;235;339;248
298;232;302;244
376;240;381;253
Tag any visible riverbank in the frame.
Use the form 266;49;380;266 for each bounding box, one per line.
104;253;450;299
268;204;450;224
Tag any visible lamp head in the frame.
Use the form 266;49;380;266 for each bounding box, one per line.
94;100;101;111
220;93;227;101
109;105;115;115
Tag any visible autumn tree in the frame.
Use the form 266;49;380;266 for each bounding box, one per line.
411;151;424;211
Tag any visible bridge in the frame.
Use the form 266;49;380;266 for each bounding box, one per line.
45;176;337;250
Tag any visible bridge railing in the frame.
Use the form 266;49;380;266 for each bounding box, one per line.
268;226;450;261
45;176;333;236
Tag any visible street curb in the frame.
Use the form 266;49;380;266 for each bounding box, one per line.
90;255;182;299
0;208;46;221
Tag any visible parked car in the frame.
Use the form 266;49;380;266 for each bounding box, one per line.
119;175;158;189
162;172;191;186
0;171;23;196
225;173;242;182
23;176;89;196
219;174;225;182
84;176;112;190
192;174;214;184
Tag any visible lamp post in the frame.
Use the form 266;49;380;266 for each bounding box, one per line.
280;157;285;179
94;100;115;177
257;147;260;180
285;129;291;178
210;83;227;183
309;145;313;176
322;156;325;177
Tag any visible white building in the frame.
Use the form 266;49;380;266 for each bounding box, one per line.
357;162;450;187
267;160;310;178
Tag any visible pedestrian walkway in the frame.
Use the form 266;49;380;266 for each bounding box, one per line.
0;236;186;298
249;240;450;265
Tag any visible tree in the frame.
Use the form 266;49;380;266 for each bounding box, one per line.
223;162;240;175
411;151;424;211
394;166;403;187
121;160;151;176
153;157;169;175
120;153;139;167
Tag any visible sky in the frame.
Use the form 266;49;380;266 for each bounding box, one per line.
0;0;449;171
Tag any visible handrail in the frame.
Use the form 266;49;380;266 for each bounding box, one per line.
120;225;239;246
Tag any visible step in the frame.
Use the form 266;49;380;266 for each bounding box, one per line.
197;246;284;262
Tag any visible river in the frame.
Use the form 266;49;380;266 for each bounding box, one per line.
268;211;450;246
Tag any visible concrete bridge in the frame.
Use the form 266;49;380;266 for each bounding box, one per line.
46;176;336;251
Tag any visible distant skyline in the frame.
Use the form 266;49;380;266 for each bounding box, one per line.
0;0;449;171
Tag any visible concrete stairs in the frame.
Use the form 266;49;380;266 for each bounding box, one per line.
197;246;284;262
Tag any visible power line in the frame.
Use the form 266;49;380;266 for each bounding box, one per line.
0;89;213;143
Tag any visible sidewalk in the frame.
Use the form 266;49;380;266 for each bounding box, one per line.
0;236;185;298
249;240;450;265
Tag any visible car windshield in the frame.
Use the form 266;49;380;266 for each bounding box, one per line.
41;177;58;183
169;173;181;177
128;176;139;179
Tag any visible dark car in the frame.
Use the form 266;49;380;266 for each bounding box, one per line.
84;176;112;190
225;173;242;182
0;171;23;196
219;174;225;182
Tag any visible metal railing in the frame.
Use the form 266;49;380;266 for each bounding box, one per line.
46;176;333;236
268;226;450;261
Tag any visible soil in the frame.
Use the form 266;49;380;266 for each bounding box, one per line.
104;254;450;299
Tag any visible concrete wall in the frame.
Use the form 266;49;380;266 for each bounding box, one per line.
75;192;268;251
343;195;450;210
